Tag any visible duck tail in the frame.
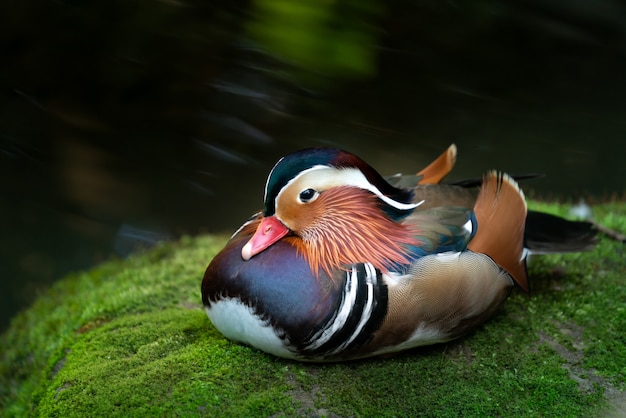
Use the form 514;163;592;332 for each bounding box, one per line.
417;143;457;184
524;211;597;254
468;171;530;293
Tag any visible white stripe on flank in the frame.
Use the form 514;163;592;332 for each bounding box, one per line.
304;264;358;350
333;264;377;352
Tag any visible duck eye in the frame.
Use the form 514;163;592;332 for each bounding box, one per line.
298;188;318;203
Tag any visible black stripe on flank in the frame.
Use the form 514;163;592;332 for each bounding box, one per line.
344;266;388;352
298;263;388;358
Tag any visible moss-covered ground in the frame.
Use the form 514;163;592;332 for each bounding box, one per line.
1;201;624;417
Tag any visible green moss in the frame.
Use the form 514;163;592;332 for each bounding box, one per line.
34;310;298;416
1;202;625;417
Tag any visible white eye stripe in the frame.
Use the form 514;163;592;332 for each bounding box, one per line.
276;166;422;211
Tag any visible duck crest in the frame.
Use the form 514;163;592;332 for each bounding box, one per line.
264;148;340;216
330;151;416;209
264;147;415;217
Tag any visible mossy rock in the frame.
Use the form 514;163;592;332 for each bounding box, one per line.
1;201;625;417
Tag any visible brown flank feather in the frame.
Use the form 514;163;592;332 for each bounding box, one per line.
467;171;529;293
417;144;457;185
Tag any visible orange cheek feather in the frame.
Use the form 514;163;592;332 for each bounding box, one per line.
295;188;420;277
238;188;420;280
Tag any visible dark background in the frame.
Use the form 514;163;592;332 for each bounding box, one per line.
2;0;625;331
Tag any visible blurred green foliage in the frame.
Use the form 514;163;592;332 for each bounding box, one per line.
246;0;385;87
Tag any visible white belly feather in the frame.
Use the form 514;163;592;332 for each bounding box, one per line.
205;299;296;359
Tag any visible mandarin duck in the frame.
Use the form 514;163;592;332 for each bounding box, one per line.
202;145;596;362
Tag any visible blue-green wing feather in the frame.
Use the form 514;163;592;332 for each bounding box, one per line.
406;207;477;258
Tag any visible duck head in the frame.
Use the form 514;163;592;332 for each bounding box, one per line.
241;148;423;275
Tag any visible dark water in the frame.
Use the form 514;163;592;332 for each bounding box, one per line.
2;0;625;331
